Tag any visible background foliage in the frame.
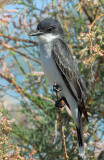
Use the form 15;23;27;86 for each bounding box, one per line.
0;0;104;159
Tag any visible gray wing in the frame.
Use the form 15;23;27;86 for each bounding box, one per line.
52;38;88;121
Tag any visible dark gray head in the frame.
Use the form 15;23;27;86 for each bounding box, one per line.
31;18;64;43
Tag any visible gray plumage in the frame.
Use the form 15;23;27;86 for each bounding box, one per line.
31;18;88;158
52;38;88;120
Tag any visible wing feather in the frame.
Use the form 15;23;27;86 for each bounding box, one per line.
52;38;88;121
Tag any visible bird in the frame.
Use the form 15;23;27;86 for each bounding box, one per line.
31;18;88;158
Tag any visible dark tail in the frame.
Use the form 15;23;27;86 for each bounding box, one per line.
76;110;85;158
63;97;85;158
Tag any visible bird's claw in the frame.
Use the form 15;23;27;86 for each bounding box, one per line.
53;84;64;108
55;97;65;108
53;84;62;93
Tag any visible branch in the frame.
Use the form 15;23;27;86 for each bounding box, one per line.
79;0;93;23
89;14;104;32
1;41;41;64
0;61;41;124
92;57;104;88
0;34;38;45
88;57;104;106
10;47;41;64
60;2;73;55
61;125;69;160
89;14;104;55
31;92;54;103
54;84;69;160
93;112;104;127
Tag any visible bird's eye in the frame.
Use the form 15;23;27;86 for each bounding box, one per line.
47;27;54;32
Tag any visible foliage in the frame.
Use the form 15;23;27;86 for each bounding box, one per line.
0;0;104;160
0;104;25;159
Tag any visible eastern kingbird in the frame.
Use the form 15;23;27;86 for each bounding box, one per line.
31;18;88;158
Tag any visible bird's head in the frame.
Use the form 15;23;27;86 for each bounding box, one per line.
31;18;64;43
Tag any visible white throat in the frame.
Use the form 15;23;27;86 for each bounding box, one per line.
38;33;59;44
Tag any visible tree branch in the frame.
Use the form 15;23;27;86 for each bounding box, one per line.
54;84;69;160
0;61;41;124
0;34;38;45
1;41;41;64
79;0;93;23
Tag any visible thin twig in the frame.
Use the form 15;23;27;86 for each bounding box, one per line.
53;117;58;145
0;61;41;124
88;57;104;101
64;20;73;55
89;14;104;32
60;2;73;55
54;83;69;160
61;123;69;160
79;0;93;23
1;41;41;64
0;34;38;45
93;112;104;128
89;14;104;55
31;92;54;104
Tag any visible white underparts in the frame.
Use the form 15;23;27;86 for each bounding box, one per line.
38;33;59;43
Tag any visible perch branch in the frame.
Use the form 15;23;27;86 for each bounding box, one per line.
54;83;69;160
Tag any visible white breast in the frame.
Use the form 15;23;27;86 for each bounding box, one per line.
39;42;62;86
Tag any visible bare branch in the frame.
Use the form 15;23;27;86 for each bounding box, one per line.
0;34;38;45
1;41;41;64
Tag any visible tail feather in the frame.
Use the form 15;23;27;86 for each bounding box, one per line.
63;97;85;158
79;146;85;159
76;126;83;147
76;110;85;158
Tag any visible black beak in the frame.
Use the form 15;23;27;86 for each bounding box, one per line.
30;30;43;36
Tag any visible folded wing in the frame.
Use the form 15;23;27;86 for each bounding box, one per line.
52;38;88;121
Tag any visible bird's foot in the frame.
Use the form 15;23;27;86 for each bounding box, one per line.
53;84;62;93
53;84;64;108
55;97;65;108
